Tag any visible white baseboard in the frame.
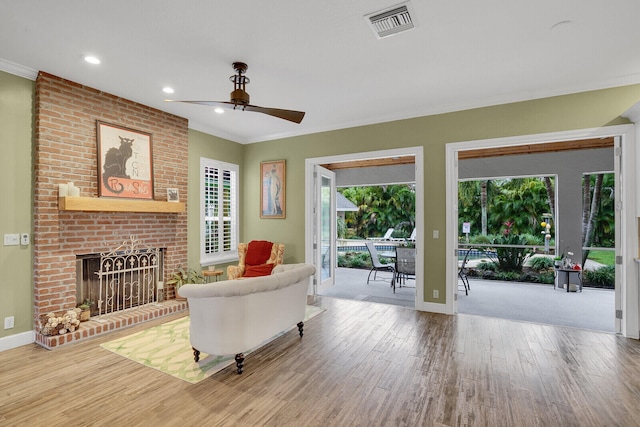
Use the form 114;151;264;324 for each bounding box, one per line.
0;330;35;352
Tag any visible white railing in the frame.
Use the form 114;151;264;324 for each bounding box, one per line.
97;236;160;316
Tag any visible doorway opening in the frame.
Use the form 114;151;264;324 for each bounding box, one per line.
446;125;637;337
305;147;424;310
455;173;616;332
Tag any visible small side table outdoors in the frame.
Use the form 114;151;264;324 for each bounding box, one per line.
203;269;223;283
554;268;582;292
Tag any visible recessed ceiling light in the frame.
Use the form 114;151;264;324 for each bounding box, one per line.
214;108;224;114
162;87;174;94
84;55;100;65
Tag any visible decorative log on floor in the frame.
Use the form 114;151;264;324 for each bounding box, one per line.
193;347;201;362
235;353;245;374
297;321;304;337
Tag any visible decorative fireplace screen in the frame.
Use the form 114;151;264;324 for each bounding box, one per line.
76;236;162;316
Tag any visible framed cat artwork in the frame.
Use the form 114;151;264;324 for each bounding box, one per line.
96;121;154;199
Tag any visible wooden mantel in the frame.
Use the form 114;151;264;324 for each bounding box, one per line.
58;196;185;213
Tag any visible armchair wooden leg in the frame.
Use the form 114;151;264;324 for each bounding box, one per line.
192;347;201;362
297;321;304;337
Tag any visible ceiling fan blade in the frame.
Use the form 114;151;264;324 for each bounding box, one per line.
164;100;235;109
243;104;305;124
165;100;305;124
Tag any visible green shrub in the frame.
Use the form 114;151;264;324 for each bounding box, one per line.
477;261;497;271
495;271;522;281
583;265;615;288
520;271;554;284
492;222;532;272
529;256;554;271
537;272;555;284
519;233;543;246
469;234;492;245
338;252;371;269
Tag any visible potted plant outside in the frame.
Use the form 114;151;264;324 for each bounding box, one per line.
166;268;204;300
554;255;564;269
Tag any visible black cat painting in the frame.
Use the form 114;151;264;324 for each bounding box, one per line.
102;136;134;194
97;121;153;199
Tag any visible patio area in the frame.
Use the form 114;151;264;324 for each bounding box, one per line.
320;267;616;333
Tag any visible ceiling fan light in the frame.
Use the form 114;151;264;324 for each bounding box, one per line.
214;107;224;114
162;87;174;94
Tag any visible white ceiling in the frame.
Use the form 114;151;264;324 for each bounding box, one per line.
2;1;639;144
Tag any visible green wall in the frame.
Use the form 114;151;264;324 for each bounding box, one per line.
239;85;640;304
187;129;244;275
0;72;34;339
2;67;640;345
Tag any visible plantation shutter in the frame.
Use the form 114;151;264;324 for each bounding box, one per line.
201;158;238;264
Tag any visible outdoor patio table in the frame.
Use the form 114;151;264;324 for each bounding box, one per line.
554;268;582;292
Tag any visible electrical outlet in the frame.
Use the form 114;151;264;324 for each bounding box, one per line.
4;316;15;329
433;290;439;299
432;230;439;239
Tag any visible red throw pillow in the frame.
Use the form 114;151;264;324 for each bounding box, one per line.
245;240;273;266
243;263;275;277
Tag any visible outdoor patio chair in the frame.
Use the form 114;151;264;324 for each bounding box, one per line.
365;241;396;292
458;248;472;295
367;228;394;241
395;246;415;288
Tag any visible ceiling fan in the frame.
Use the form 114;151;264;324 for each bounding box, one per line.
165;62;305;124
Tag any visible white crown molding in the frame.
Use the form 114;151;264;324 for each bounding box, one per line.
0;58;38;80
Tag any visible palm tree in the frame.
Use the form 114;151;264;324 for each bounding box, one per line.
458;180;481;235
480;180;488;235
543;176;555;224
489;178;549;235
582;174;605;266
458;180;494;235
340;185;415;238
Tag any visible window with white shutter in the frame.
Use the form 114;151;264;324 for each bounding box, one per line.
200;158;238;264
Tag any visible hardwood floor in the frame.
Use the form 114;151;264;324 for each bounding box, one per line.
1;296;639;426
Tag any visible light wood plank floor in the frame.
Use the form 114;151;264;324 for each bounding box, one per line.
1;296;639;426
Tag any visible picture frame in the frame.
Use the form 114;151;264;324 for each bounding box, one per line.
167;188;179;202
97;121;154;199
260;160;286;218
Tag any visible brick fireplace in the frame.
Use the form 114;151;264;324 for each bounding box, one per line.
33;72;189;348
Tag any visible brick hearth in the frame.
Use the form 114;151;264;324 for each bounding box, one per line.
35;300;188;349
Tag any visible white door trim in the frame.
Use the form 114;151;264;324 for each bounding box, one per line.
305;146;425;310
445;124;638;338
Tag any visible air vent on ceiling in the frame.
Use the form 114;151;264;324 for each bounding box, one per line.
365;3;415;39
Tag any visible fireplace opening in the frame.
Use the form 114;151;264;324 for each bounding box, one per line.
76;237;164;316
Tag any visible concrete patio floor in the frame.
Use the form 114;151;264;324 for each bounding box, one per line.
319;267;616;333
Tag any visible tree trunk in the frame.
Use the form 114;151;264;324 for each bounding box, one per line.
481;180;488;235
582;174;604;266
543;176;555;223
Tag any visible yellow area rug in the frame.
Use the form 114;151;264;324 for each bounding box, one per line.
100;305;324;384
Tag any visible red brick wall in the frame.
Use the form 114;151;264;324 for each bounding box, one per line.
33;72;188;321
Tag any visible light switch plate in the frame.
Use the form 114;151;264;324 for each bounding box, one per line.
21;233;29;245
3;234;19;246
